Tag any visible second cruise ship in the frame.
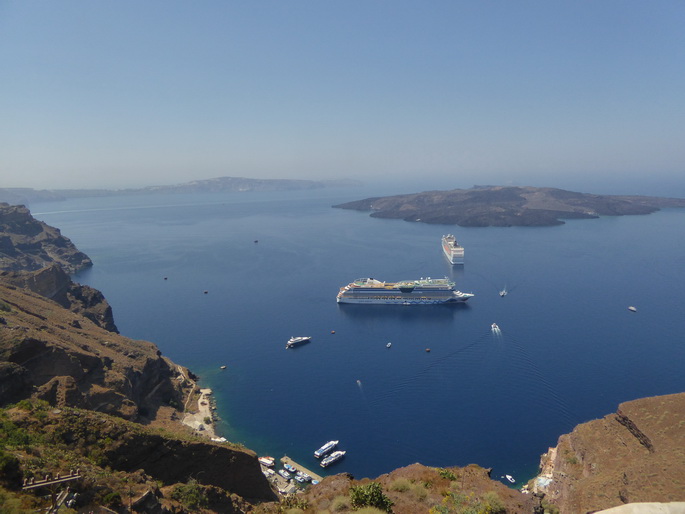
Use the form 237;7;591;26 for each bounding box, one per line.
442;234;464;265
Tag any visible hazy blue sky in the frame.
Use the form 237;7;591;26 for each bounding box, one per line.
1;1;684;192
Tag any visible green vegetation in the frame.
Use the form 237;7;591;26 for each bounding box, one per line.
0;300;11;312
203;416;212;425
171;478;209;510
102;491;122;508
437;468;458;481
430;490;505;514
541;499;560;514
279;494;309;512
0;416;33;449
349;482;394;513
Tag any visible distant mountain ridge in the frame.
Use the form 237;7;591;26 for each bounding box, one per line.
0;176;362;206
333;185;685;227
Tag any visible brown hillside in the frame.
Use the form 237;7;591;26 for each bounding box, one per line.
531;392;685;513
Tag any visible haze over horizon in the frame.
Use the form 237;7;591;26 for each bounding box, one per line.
1;2;684;196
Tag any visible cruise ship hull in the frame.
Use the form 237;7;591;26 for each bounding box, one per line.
336;278;474;305
337;295;470;305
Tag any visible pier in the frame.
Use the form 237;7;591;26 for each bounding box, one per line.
281;455;324;482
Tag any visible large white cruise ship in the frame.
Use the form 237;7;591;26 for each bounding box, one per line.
442;234;464;265
336;277;474;305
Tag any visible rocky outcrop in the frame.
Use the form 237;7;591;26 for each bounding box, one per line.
531;393;685;513
1;265;117;332
333;186;685;227
0;281;184;421
258;462;536;513
8;405;277;507
0;203;92;273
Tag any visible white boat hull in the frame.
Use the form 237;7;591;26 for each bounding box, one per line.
337;296;470;304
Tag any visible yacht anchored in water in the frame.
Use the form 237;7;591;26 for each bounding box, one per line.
286;336;311;348
442;234;464;265
314;440;339;458
337;277;473;305
320;450;346;468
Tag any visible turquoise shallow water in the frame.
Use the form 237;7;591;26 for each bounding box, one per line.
32;188;685;483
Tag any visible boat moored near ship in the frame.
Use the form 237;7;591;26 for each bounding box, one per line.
320;450;346;468
442;234;464;265
337;277;474;305
314;440;339;458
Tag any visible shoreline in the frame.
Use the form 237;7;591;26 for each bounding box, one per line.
181;385;218;439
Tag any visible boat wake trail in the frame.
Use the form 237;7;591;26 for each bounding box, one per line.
503;332;578;426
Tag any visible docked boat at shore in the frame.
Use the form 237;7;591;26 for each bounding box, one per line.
314;440;339;458
286;336;311;348
337;277;473;305
258;456;275;467
442;234;464;265
320;450;346;468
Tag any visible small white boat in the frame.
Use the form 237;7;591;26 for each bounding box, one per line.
505;475;515;483
491;323;499;331
386;342;392;348
258;456;275;467
628;306;637;312
220;365;227;370
286;336;312;348
499;287;507;297
278;469;292;479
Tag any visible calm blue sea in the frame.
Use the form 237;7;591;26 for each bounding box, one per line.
31;187;685;484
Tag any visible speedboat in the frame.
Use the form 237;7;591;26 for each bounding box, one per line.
505;475;515;483
278;469;292;479
499;288;507;297
283;463;297;474
628;306;637;312
386;342;392;348
491;323;499;331
286;336;312;349
295;471;311;483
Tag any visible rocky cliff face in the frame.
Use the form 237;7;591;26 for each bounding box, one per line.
0;203;92;273
0;280;183;421
531;392;685;512
1;265;118;333
0;203;278;512
6;403;277;511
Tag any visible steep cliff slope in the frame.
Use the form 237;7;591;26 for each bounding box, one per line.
2;401;276;512
532;392;685;512
0;203;92;273
0;280;182;421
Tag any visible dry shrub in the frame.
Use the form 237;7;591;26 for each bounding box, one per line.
330;495;351;512
390;478;411;492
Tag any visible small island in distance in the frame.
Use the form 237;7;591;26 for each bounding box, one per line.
333;185;685;227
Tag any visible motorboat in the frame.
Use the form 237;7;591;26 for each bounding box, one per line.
286;336;312;349
258;456;275;467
